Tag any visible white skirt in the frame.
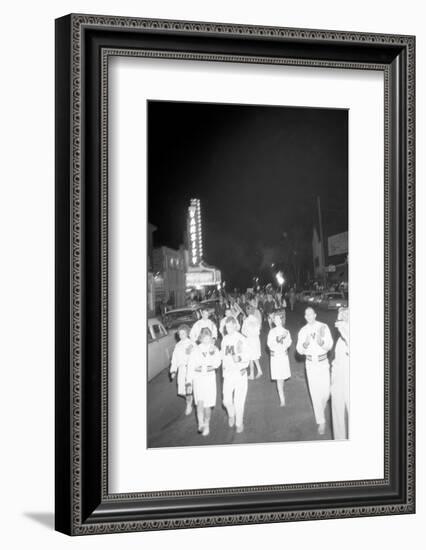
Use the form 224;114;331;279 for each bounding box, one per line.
176;365;189;396
192;372;217;407
270;353;291;380
246;336;261;360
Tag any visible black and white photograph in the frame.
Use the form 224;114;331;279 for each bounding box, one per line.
147;100;349;448
0;0;419;544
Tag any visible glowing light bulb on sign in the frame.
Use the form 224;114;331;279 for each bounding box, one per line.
187;199;203;266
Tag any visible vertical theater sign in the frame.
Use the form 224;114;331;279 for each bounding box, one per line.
187;199;203;267
185;199;221;293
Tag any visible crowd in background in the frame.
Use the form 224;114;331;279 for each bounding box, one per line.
187;286;293;326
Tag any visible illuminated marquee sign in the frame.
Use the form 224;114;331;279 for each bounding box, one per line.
186;268;221;288
187;198;203;266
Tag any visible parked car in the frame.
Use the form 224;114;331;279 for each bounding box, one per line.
147;317;176;381
306;291;323;305
297;290;313;303
163;306;201;330
318;291;348;310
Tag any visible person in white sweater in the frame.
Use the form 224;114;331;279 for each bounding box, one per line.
186;327;222;436
267;311;292;406
331;307;350;440
221;317;250;433
219;308;240;338
242;305;263;379
296;307;333;435
189;309;218;343
169;324;194;416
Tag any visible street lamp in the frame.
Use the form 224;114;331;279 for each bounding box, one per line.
276;271;285;294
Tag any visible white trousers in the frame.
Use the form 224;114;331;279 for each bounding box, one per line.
223;373;248;428
331;361;349;439
305;360;331;425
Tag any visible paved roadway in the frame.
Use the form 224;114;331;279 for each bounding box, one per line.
147;303;339;448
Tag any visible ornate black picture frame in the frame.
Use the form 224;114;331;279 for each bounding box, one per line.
55;14;415;535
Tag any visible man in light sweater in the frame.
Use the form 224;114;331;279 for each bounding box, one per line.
331;307;350;439
221;316;250;433
296;307;333;435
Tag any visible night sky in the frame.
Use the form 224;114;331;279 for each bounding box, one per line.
148;100;348;289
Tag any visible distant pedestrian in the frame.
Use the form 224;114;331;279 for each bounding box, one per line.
219;308;240;337
257;293;265;314
221;317;250;433
263;294;276;328
229;297;245;325
159;299;168;318
296;307;333;435
214;296;227;320
186;328;222;436
250;301;262;327
170;324;194;416
190;309;218;343
331;307;350;439
289;288;296;312
242;306;263;379
239;294;248;315
267;311;292;406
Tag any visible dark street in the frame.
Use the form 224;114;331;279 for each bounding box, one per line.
147;304;338;448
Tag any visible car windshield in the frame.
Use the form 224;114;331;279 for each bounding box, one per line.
164;310;197;324
149;323;167;339
328;293;344;299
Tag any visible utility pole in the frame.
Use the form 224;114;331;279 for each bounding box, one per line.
317;196;327;287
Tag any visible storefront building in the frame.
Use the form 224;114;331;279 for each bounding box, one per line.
153;246;186;309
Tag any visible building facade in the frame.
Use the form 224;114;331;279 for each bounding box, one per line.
184;198;221;295
312;226;348;288
147;223;157;318
153;246;186;309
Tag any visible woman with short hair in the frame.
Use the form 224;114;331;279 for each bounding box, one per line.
242;305;263;379
267;311;292;407
186;327;222;436
169;324;194;416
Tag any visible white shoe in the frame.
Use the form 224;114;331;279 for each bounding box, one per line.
202;424;210;436
318;422;326;435
236;424;244;434
279;400;286;407
228;415;235;428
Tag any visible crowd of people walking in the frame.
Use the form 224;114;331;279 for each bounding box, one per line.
169;289;350;441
